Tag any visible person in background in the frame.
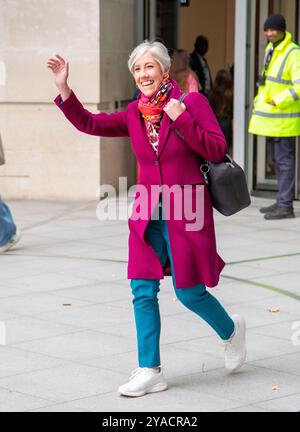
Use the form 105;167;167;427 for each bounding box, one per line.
170;49;201;93
0;134;21;253
209;69;233;156
249;14;300;220
190;35;212;97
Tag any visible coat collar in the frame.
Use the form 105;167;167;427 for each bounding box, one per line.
156;81;182;157
267;31;292;52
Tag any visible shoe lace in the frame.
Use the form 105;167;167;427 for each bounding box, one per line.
224;328;237;356
224;342;237;356
129;366;162;380
129;367;144;380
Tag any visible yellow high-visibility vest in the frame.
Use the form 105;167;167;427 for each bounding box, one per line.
249;32;300;137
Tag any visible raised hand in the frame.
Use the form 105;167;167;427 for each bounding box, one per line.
47;54;71;100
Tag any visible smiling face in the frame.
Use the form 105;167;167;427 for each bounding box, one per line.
264;28;285;44
133;52;166;97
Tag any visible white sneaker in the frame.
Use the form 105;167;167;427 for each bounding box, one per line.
224;314;246;373
118;367;168;397
0;229;21;253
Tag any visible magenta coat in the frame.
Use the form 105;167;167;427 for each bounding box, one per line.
55;80;227;288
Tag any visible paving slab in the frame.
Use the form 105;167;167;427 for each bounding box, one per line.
13;329;136;362
69;386;243;413
0;346;69;378
0;387;52;412
0;364;126;403
167;365;300;406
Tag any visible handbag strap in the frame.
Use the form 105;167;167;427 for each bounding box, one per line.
179;93;187;104
178;93;210;184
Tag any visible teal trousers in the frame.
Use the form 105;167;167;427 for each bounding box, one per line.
0;198;16;247
130;202;234;367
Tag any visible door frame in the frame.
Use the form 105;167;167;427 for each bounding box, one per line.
247;0;300;199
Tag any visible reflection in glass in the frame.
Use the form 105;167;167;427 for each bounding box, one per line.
265;138;276;179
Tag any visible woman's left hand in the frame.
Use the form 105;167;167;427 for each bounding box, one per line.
163;98;186;121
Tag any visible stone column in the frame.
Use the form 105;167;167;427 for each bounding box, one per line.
0;0;135;200
99;0;136;193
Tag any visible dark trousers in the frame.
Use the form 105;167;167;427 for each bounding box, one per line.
270;137;296;208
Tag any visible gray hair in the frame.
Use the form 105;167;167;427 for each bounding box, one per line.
128;41;171;74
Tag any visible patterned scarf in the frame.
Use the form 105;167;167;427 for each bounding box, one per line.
138;78;174;154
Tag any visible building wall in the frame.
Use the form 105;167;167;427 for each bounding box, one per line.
272;0;296;31
178;0;235;80
99;0;136;192
0;0;135;201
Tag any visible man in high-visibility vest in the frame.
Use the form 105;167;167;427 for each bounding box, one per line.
249;14;300;220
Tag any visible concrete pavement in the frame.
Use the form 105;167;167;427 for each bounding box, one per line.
0;196;299;412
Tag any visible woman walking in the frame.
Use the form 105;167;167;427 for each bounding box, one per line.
47;41;246;398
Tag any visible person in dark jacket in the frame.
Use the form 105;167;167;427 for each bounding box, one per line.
209;69;233;156
190;35;212;97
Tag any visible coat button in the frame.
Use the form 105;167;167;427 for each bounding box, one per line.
154;160;159;166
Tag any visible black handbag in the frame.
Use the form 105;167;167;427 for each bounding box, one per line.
179;93;251;216
200;155;251;216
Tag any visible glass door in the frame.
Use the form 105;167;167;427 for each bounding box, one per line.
252;0;300;197
134;0;179;48
254;0;276;192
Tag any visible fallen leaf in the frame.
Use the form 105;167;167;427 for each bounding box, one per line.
269;307;280;313
272;385;280;391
